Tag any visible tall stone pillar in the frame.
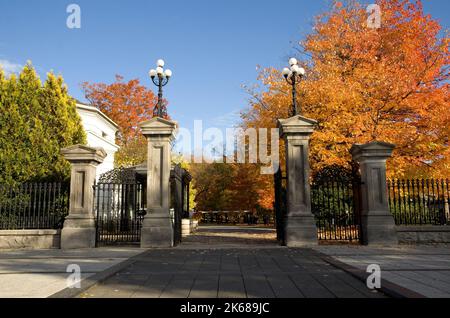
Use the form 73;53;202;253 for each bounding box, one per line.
350;141;398;245
60;145;106;249
139;117;177;247
277;115;318;247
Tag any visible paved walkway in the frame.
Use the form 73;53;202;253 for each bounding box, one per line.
181;225;279;247
0;248;145;297
78;226;385;298
314;245;450;298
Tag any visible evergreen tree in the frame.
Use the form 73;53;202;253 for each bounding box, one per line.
0;63;86;184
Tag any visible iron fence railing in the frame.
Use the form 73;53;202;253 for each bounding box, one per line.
94;182;145;246
0;182;70;230
311;178;361;242
387;179;449;226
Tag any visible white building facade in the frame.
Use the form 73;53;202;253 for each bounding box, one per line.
76;102;120;179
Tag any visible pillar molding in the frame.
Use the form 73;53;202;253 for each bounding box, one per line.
139;117;177;248
350;141;398;246
60;145;106;249
277;115;318;247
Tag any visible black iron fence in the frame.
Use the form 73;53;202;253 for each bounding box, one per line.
0;182;69;230
170;164;191;246
274;168;287;243
311;171;361;243
387;179;449;226
94;182;145;246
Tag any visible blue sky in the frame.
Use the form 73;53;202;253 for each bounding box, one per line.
1;0;449;137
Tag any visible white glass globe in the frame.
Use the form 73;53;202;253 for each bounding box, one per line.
282;68;290;77
298;67;306;75
157;59;165;67
149;69;157;77
164;69;172;78
156;66;164;74
289;57;298;66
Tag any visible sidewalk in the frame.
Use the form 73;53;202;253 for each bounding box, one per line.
76;227;385;298
0;248;146;298
313;245;450;298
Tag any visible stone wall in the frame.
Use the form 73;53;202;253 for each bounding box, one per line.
397;226;450;244
0;230;61;249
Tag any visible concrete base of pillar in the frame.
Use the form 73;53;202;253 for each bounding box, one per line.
284;215;318;247
60;216;96;249
362;215;398;246
140;216;173;248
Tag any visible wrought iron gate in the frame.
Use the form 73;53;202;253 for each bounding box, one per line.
94;182;145;246
274;168;287;244
311;166;362;243
170;165;191;246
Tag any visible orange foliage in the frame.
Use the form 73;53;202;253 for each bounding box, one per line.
242;0;449;179
81;75;157;147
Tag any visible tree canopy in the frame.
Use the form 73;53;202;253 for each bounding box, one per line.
0;63;86;184
195;0;449;212
242;0;449;178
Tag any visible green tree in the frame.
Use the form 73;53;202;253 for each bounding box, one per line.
0;63;86;185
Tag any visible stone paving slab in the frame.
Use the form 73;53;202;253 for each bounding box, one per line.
313;245;450;298
0;247;146;298
78;247;386;298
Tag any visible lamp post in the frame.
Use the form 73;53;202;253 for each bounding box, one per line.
282;58;305;116
149;59;172;118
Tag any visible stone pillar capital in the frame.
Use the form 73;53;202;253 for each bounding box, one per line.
139;117;177;141
277;115;317;139
350;141;395;163
61;144;107;165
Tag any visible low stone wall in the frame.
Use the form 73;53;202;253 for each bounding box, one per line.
0;230;61;249
397;226;450;244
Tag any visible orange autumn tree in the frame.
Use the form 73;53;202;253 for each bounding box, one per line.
81;75;158;166
243;0;449;179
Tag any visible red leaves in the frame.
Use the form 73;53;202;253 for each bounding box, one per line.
81;75;157;146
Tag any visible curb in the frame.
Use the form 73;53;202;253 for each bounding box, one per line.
312;250;427;298
48;249;149;298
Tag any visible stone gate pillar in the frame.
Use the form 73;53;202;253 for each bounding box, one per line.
139;117;177;247
350;141;398;245
60;145;106;249
277;115;318;247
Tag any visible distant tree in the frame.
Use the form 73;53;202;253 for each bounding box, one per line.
81;75;158;167
190;160;263;212
172;154;197;210
190;162;235;211
0;63;86;184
